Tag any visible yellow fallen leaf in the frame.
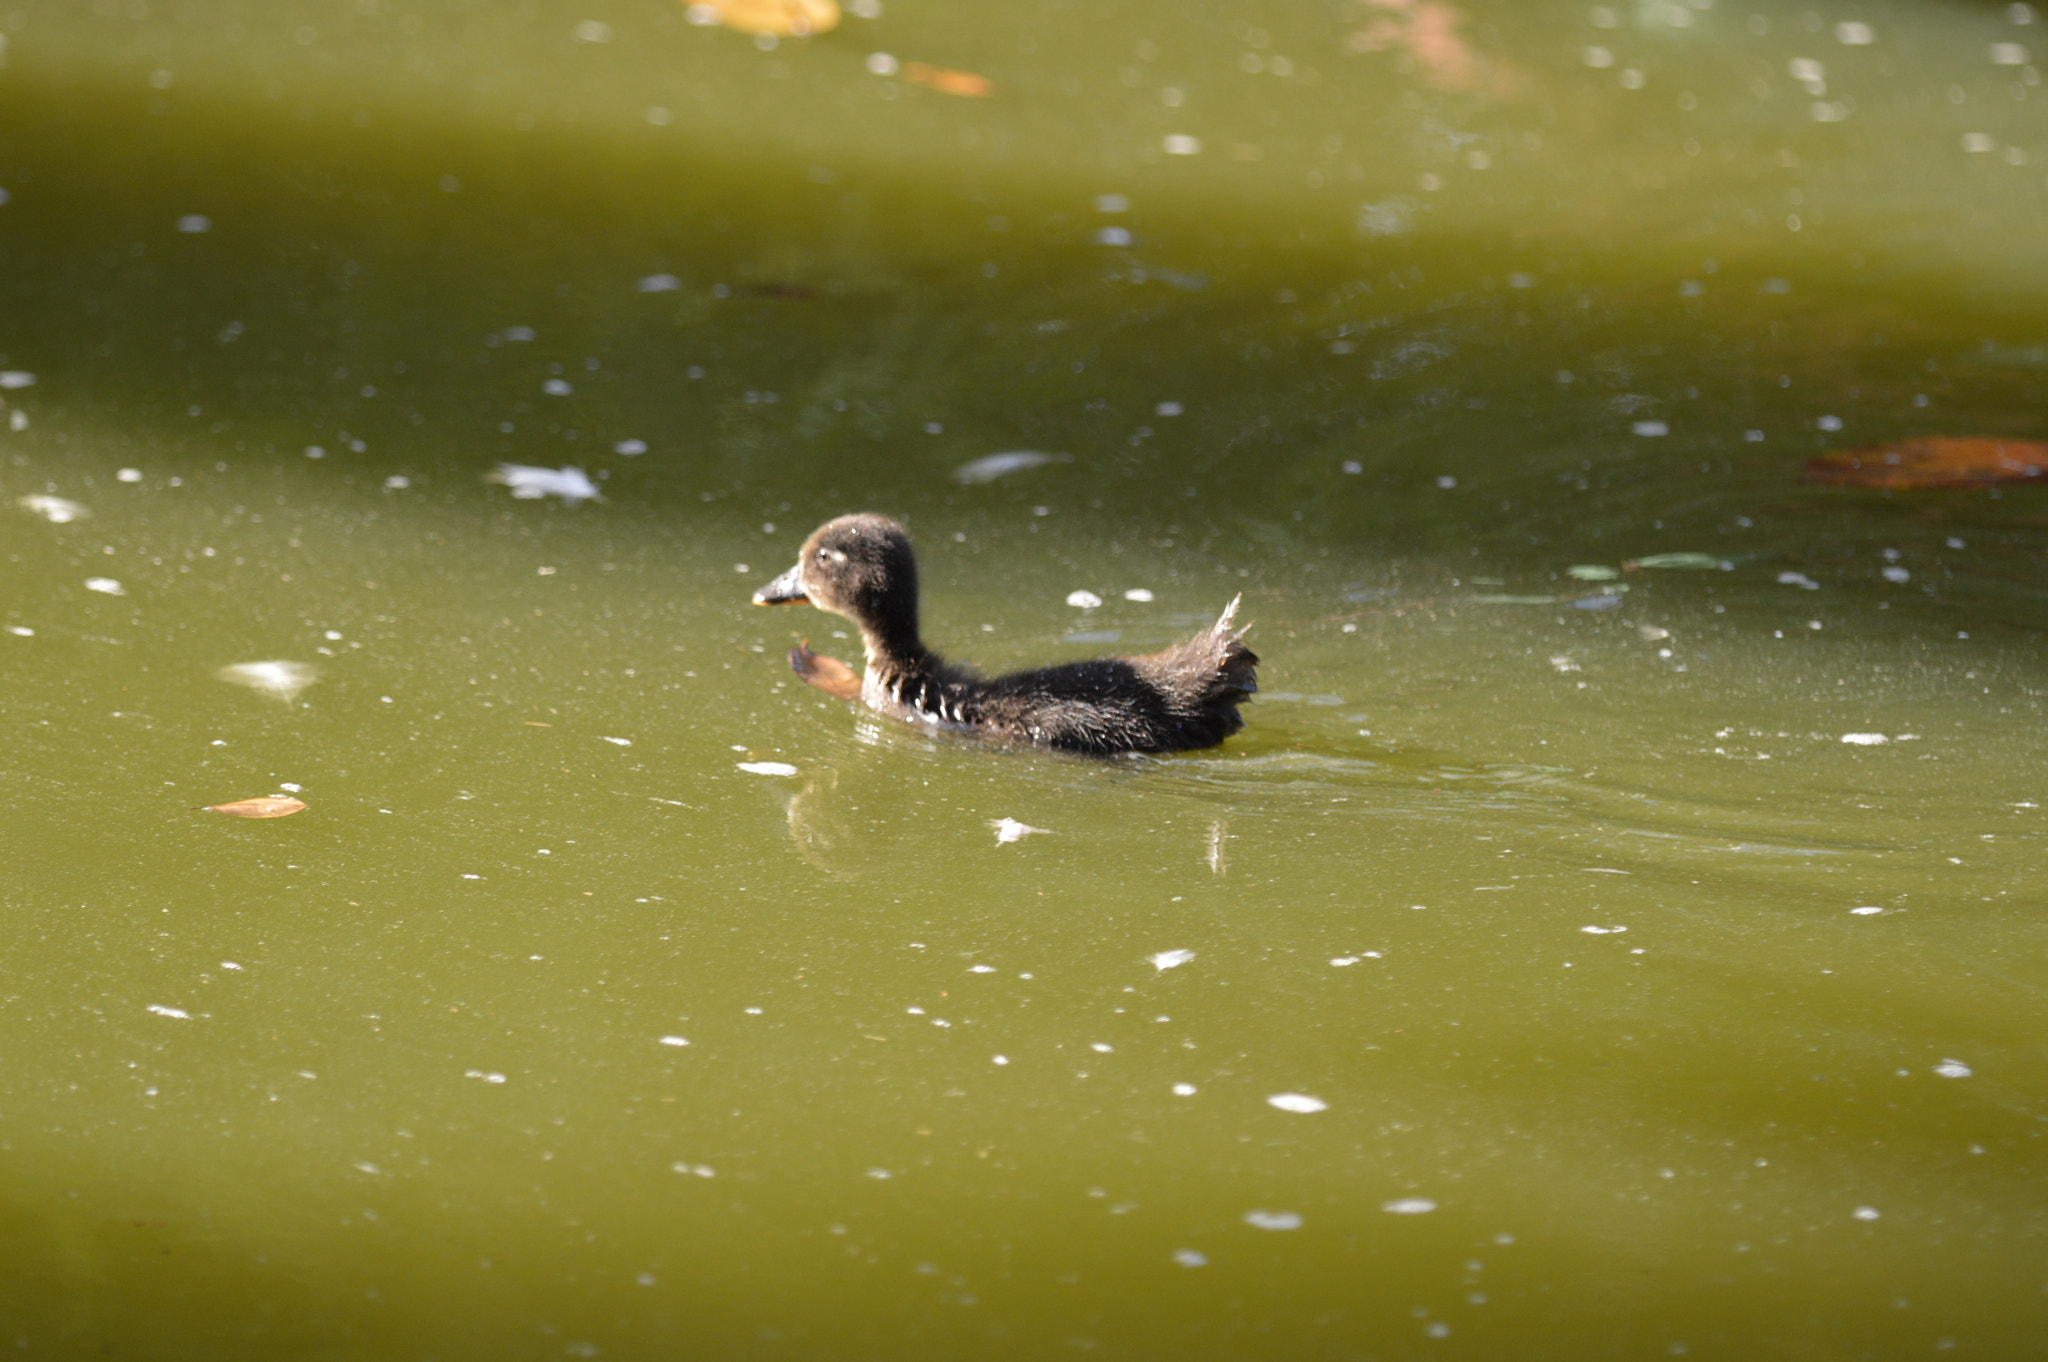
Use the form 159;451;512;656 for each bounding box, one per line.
904;62;996;97
202;796;308;818
687;0;839;36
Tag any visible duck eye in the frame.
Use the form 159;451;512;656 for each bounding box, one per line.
819;548;848;565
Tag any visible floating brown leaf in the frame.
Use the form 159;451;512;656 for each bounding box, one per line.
688;0;839;36
203;796;308;819
903;62;995;97
1805;437;2048;489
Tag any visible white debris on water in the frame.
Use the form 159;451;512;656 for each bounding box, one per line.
1066;590;1103;609
1580;925;1628;935
1123;588;1155;602
488;463;601;506
84;577;125;595
1148;949;1196;972
1850;906;1884;915
147;1004;190;1019
738;761;799;777
614;439;648;455
955;450;1071;484
991;817;1048;844
1841;733;1888;745
1171;1249;1208;1268
658;1035;690;1047
1852;1205;1880;1220
1382;1198;1438;1214
1777;571;1820;589
1933;1058;1973;1078
0;370;36;388
1267;1092;1327;1114
17;494;87;523
1244;1210;1304;1231
637;274;680;292
216;660;318;704
1172;1083;1197;1096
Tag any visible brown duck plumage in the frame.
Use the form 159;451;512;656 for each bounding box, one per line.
753;514;1258;755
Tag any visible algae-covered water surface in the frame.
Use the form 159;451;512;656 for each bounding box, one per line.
3;1;2047;1357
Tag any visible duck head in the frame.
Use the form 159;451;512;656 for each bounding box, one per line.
754;513;923;655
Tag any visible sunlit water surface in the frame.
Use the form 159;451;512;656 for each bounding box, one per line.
3;1;2047;1358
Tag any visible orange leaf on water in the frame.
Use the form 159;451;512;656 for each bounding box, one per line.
687;0;839;36
1804;437;2048;489
203;796;308;818
903;62;996;97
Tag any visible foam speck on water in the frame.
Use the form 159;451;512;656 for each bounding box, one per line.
1933;1058;1973;1078
1171;1249;1207;1267
1382;1198;1438;1214
1841;733;1888;745
955;450;1070;484
737;761;799;777
1244;1210;1304;1231
17;494;88;523
147;1005;190;1020
1267;1092;1327;1114
216;660;318;704
84;577;125;595
658;1035;690;1047
488;463;600;506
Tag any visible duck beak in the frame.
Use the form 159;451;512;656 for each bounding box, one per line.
753;563;809;606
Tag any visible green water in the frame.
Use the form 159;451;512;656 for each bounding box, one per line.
4;1;2048;1357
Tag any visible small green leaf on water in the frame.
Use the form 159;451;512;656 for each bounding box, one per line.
1567;564;1620;581
1626;553;1729;570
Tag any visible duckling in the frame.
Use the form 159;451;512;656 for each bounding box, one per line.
753;513;1258;755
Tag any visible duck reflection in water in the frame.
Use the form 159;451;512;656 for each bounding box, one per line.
753;514;1258;756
